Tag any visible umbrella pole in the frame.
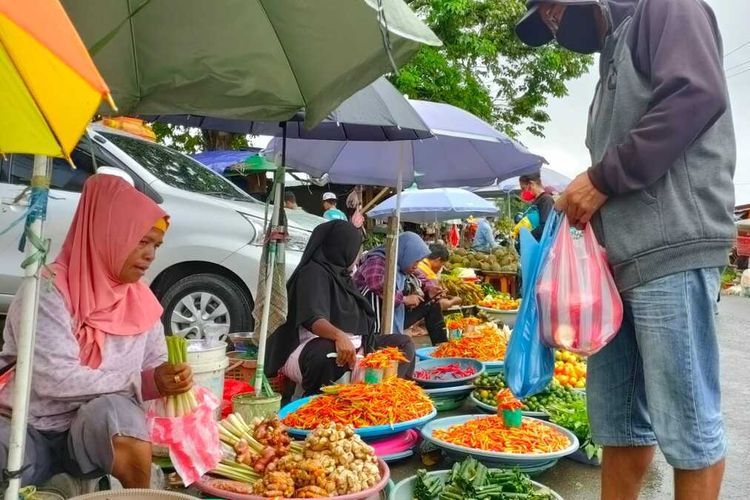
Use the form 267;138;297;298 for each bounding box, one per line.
4;156;50;500
253;123;287;396
380;143;405;335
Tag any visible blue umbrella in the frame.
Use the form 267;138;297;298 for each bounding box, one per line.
191;150;260;174
262;99;545;188
262;101;543;335
369;188;498;223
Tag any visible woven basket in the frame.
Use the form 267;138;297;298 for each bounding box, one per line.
225;351;257;382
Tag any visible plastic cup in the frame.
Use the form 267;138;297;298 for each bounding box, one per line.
364;367;384;384
502;409;523;428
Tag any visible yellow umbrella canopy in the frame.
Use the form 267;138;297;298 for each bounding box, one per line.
0;0;113;159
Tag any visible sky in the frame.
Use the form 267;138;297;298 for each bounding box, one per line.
517;0;750;205
248;0;750;204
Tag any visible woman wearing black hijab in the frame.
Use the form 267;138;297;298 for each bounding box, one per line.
265;220;415;396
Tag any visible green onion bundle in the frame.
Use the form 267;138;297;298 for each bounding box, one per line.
165;336;198;417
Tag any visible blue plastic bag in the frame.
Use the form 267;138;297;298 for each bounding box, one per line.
504;211;561;399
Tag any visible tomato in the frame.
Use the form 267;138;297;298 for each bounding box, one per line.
557;375;569;385
575;380;586;389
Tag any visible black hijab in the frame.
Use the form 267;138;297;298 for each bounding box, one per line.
265;220;376;376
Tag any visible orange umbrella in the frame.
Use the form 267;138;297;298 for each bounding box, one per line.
0;2;112;497
0;0;114;159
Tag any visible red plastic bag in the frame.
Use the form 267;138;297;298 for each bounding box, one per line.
536;218;623;356
221;379;253;419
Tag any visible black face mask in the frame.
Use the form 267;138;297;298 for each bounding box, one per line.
554;5;603;54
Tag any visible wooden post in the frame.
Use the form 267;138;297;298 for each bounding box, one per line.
381;215;399;334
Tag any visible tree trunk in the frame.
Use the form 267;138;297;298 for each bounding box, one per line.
202;129;237;151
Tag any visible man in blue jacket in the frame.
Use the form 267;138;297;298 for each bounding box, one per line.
517;1;735;498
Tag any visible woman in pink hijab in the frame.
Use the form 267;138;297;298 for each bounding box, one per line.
0;173;191;490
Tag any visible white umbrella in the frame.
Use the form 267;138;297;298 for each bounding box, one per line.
368;187;498;223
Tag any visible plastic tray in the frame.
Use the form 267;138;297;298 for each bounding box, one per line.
424;384;474;412
389;470;563;500
477;306;519;315
415;347;504;373
413;358;484;388
368;430;419;455
195;458;390;500
415;346;436;361
279;396;437;439
468;392;549;419
380;448;414;463
424;384;475;397
420;414;578;468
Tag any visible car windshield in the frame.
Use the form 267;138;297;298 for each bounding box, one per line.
101;132;253;200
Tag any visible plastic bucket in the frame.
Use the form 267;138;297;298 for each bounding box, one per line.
232;392;282;421
186;339;228;419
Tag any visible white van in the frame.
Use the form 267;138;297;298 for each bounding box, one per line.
0;124;323;339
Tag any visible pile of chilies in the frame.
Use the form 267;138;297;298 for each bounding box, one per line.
433;325;508;361
413;363;477;381
282;378;433;429
495;388;524;411
359;347;409;369
433;416;570;454
445;316;482;331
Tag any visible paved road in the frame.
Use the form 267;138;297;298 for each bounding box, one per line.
392;295;750;499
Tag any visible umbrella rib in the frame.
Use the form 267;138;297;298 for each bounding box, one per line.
126;0;143;104
256;1;306;107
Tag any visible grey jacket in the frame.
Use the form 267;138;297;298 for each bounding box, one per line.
586;0;736;291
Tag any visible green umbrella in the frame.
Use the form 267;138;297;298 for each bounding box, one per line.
63;0;440;127
225;155;277;177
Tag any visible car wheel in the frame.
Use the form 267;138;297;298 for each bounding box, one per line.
160;273;252;341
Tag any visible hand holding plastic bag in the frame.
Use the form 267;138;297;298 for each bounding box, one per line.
504;212;560;399
536;217;623;355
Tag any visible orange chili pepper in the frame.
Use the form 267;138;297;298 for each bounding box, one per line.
281;378;432;429
433;323;508;361
359;347;409;369
432;416;570;454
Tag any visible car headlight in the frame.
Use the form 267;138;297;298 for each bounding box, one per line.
237;211;310;252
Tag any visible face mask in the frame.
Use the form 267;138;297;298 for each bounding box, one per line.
521;189;536;202
554;5;603;54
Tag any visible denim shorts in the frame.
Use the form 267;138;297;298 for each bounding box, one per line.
587;268;726;470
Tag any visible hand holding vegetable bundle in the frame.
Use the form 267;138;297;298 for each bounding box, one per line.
161;336;198;417
154;361;192;396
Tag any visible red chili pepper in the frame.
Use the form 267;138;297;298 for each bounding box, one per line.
413;363;477;381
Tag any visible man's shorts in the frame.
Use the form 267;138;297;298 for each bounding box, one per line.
587;268;726;470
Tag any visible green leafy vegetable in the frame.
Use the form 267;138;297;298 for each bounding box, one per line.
548;397;602;462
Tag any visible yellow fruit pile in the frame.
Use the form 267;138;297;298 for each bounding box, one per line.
554;350;586;389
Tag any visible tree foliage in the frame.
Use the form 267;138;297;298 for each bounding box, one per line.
151;122;251;154
392;0;592;137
